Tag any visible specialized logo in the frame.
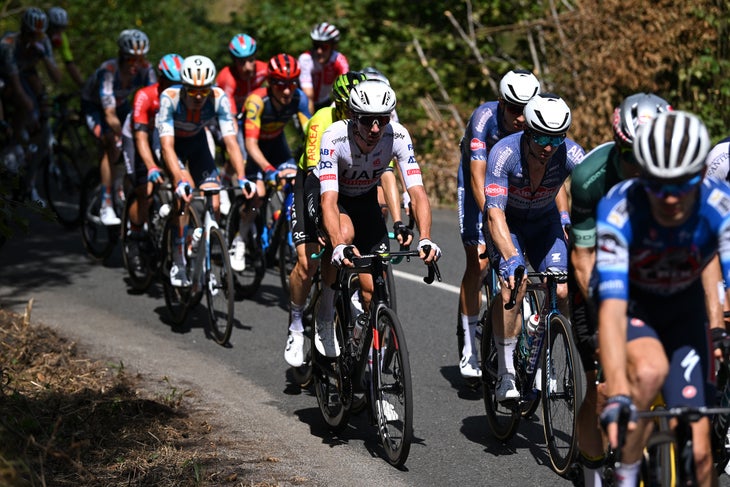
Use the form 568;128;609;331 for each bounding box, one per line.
485;184;507;197
681;349;700;383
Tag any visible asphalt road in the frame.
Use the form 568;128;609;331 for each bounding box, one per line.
0;207;609;486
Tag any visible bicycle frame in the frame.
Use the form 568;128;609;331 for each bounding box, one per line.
188;188;220;292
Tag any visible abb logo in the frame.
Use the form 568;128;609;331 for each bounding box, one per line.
470;138;486;151
485;184;507;197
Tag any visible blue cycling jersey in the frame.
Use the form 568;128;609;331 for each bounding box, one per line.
596;177;730;301
484;132;584;222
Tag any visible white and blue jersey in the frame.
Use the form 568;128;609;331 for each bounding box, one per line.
457;101;507;245
596;177;730;408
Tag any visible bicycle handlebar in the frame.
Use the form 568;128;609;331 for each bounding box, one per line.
342;247;441;285
505;265;525;310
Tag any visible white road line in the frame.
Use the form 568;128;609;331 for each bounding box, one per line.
392;269;461;295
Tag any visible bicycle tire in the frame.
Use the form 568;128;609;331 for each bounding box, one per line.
313;308;350;432
226;196;265;298
120;189;158;292
277;217;296;297
542;313;584;475
291;280;317;387
80;171;118;260
373;305;413;467
458;270;496;361
206;227;235;345
520;288;543;419
480;301;522;441
161;212;199;325
639;412;677;487
44;145;83;227
385;262;397;314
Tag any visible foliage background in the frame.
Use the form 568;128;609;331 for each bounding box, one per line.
2;0;728;206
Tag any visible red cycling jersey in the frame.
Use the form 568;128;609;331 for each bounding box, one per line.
216;60;268;115
131;83;161;132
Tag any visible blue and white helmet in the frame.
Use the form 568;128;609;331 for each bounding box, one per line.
229;33;257;58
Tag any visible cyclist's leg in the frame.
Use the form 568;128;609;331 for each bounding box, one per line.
485;226;527;401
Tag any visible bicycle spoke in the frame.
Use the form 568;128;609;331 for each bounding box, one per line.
206;227;234;345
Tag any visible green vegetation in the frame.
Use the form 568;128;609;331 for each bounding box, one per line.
1;0;728;206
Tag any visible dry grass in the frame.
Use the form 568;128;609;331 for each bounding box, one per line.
0;307;306;486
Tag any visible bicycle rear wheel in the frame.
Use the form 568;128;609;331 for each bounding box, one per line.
313;310;350;432
458;268;497;361
161;216;192;325
642;424;677;487
374;306;413;467
44;145;83;227
80;171;118;260
542;313;583;475
206;227;235;345
291;281;317;387
480;301;521;441
121;189;158;291
226;197;265;298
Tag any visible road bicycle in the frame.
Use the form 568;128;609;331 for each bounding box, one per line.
120;181;174;292
79;163;127;261
43;93;95;227
481;266;583;475
312;246;440;467
161;187;235;345
223;185;266;298
260;171;298;294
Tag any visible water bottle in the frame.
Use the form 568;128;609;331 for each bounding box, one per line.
526;314;540;342
158;203;171;219
188;227;202;258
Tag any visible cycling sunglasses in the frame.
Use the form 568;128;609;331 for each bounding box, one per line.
641;173;702;198
312;41;333;50
270;80;298;90
531;133;566;147
503;102;524;115
186;87;211;98
357;115;391;128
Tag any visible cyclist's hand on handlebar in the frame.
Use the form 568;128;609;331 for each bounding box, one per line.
560;211;572;242
238;178;255;199
393;221;414;248
600;394;637;450
332;243;357;267
499;255;525;288
418;238;441;263
175;180;192;203
147;167;164;184
711;327;730;362
264;166;279;184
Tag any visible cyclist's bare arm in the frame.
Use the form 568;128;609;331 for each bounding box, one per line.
302;87;315;115
702;256;725;359
571;245;595;299
103;106;122;137
407;185;432;241
42;55;62;84
469;159;487;217
244;135;272;172
134;130;158;173
160;135;190;202
321;190;346;247
381;171;402;224
556;183;569;214
222;133;246;181
487;207;519;283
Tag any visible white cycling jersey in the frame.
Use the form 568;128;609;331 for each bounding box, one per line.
318;119;423;197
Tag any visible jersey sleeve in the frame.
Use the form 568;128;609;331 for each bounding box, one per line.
298;52;314;89
302;109;331;170
156;88;177;138
484;139;511;211
706;140;730;181
59;32;73;63
243;92;264;140
318;125;339;193
570;165;602;248
213;87;237;137
391;124;423;189
215;68;238;115
464;106;491;163
595;184;633;302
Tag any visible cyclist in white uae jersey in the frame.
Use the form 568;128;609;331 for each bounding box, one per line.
316;80;441;358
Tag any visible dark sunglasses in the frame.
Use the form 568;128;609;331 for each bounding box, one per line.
271;80;298;90
531;133;566;147
312;42;333;50
186;87;211;98
641;174;702;198
234;55;255;64
504;102;524;115
357;115;391;128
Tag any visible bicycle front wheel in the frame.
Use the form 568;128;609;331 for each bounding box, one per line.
373;306;413;467
277;219;297;298
80;172;118;260
542;313;584;475
161;216;191;325
226;197;265;298
480;301;521;441
121;189;156;292
206;227;235;345
313;309;350;432
44;145;83;227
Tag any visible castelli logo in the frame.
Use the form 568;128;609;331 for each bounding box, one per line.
485;184;507;197
682;385;697;399
470;138;486;151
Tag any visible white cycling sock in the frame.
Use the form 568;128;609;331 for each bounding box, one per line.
289;302;304;333
615;460;640;487
496;336;517;375
460;313;479;358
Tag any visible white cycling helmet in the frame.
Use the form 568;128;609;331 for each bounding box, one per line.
47;7;68;28
310;22;340;43
362;66;390;85
499;69;541;106
633;111;710;180
524;93;572;135
613;93;672;145
348;80;397;116
181;55;217;87
117;29;149;56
